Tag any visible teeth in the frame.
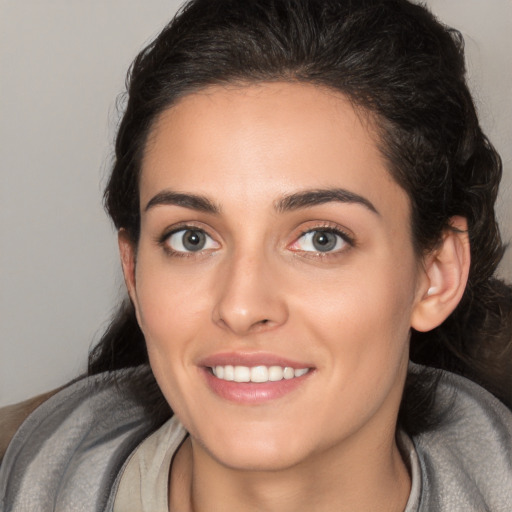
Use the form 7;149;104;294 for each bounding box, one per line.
269;366;284;381
223;365;234;381
234;366;250;382
283;367;294;380
211;365;309;383
251;366;269;383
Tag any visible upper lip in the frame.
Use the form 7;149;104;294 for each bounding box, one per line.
199;352;313;369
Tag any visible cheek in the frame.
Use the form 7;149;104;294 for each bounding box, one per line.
133;249;206;338
132;256;210;412
292;253;417;368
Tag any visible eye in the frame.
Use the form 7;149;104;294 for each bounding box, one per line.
164;228;218;253
291;229;349;253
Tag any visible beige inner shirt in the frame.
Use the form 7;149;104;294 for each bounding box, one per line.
113;416;187;512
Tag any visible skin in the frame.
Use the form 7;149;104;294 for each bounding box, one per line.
120;82;469;512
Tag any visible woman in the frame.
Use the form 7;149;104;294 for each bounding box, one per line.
1;0;511;510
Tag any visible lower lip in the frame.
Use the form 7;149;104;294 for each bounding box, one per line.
201;368;313;404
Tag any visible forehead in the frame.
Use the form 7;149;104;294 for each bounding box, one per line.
140;82;409;219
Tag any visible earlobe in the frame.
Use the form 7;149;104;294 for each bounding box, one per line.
411;216;470;332
118;229;137;303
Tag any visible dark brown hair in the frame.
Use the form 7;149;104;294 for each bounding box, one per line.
89;0;512;433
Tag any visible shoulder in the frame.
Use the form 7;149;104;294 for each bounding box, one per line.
0;388;62;463
0;367;157;512
411;366;512;511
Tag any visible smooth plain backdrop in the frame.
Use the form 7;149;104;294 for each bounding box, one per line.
1;0;511;406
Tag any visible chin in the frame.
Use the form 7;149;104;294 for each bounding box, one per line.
209;443;308;472
193;420;313;472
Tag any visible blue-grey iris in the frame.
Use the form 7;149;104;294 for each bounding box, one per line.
312;231;337;252
183;230;206;251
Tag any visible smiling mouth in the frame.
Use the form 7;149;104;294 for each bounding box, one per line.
210;365;310;383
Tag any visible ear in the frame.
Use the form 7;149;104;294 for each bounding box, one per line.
118;229;137;304
411;216;470;332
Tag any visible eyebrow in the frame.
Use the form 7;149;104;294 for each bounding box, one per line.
145;191;220;214
275;188;379;215
144;187;378;216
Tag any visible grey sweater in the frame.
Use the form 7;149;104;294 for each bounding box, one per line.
1;365;511;511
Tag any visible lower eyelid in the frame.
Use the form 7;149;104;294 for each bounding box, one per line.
157;224;353;257
159;227;219;254
291;228;353;252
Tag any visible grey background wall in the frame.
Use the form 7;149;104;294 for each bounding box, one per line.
1;0;511;407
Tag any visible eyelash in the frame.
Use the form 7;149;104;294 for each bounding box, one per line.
157;223;355;259
291;225;355;258
157;224;217;258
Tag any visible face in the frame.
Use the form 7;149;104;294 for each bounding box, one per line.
123;82;429;472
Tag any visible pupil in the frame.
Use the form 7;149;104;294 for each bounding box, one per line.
183;230;205;251
312;231;336;252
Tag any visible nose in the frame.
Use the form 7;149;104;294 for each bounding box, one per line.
212;250;289;336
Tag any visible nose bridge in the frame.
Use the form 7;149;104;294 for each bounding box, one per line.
213;242;287;334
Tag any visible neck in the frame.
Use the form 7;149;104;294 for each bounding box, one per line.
169;427;411;512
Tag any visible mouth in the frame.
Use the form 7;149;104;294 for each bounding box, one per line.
209;365;310;383
200;354;314;404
